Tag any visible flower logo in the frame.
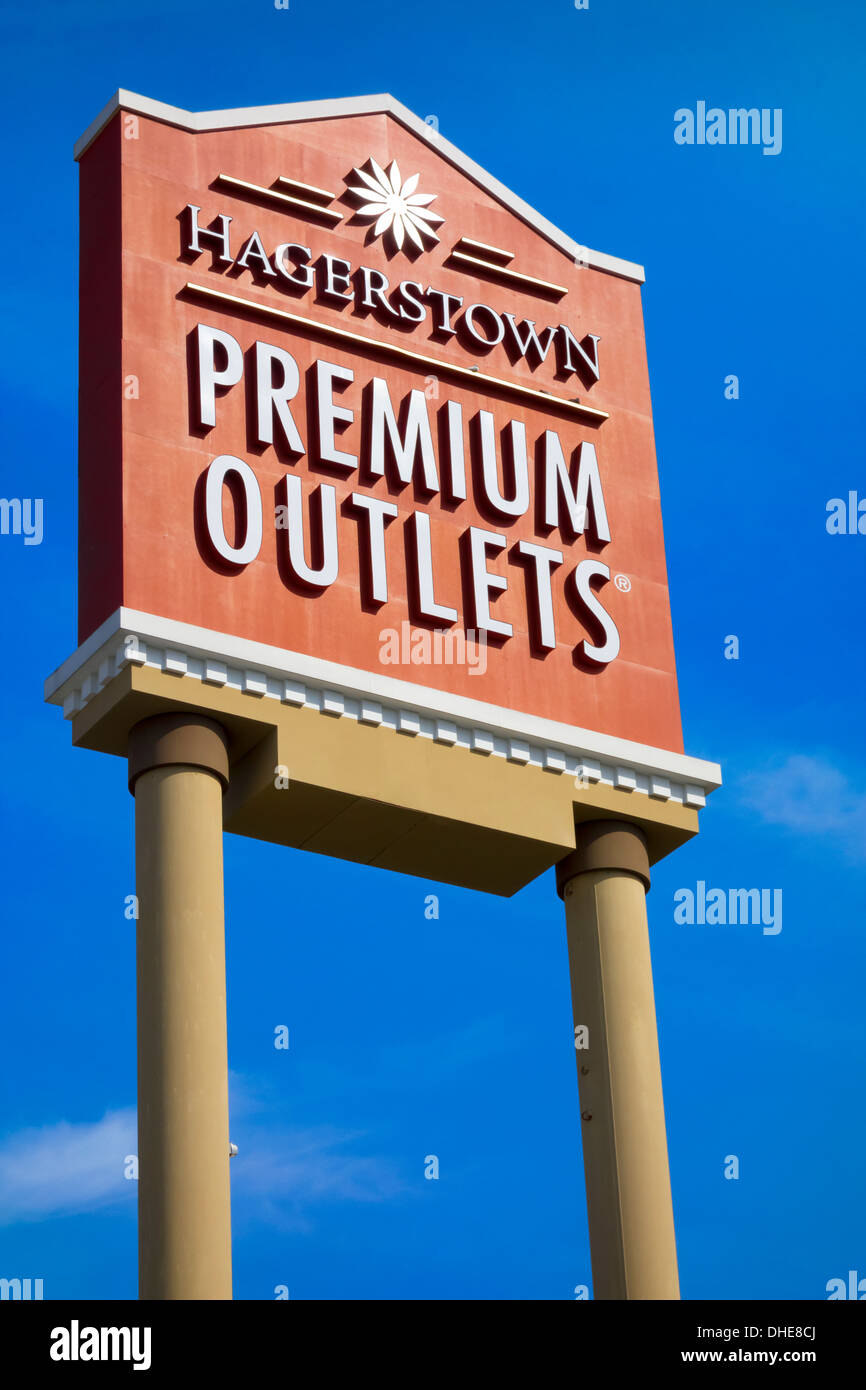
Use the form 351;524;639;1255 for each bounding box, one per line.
346;158;444;252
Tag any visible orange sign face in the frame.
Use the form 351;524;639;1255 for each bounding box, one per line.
78;98;683;755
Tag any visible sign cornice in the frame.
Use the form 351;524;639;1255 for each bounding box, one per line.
44;607;722;805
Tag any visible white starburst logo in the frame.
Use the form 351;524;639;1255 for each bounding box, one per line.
346;157;444;252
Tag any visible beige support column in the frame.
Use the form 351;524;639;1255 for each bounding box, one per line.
129;714;232;1301
557;821;679;1300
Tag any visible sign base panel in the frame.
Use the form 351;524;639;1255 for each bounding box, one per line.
64;663;700;896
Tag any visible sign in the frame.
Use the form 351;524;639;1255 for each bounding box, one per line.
49;93;720;894
77;91;682;747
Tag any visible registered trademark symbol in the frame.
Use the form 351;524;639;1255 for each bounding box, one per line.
614;574;631;592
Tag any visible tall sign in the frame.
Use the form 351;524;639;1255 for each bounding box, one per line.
48;91;720;1300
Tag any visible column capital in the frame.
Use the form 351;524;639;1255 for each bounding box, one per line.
556;819;650;897
128;713;229;795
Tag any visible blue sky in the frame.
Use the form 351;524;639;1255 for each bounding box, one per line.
1;0;864;1300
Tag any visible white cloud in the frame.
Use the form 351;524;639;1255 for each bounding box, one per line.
740;755;866;859
0;1101;405;1233
234;1125;406;1216
0;1109;136;1226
